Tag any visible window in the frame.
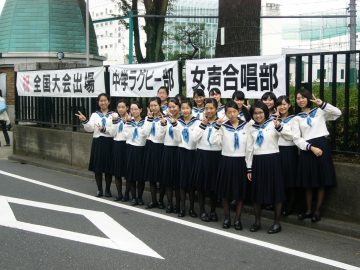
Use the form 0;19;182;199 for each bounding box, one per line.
317;69;326;79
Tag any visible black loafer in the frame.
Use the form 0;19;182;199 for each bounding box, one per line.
137;198;144;205
200;212;210;222
178;210;185;217
146;202;159;209
130;198;138;206
104;191;112;198
222;218;231;229
209;212;218;222
121;195;129;202
166;204;173;213
158;202;165;209
249;223;261;232
234;220;243;230
311;214;321;223
114;195;123;201
267;224;282;234
189;209;198;218
298;212;312;220
173;207;180;214
96;191;103;197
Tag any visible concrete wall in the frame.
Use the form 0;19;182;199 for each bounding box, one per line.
13;125;360;223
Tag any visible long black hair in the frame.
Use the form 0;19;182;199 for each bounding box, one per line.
232;91;250;121
295;88;313;112
276;95;294;116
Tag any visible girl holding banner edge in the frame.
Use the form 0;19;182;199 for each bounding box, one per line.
75;93;114;198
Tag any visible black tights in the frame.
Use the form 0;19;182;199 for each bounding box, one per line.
130;181;145;200
304;188;325;215
223;199;243;221
254;202;282;225
180;188;195;211
115;176;129;197
149;182;165;204
95;173;112;192
198;191;217;214
166;187;180;209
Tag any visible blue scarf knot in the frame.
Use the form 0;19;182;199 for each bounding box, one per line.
207;127;213;146
234;132;240;149
150;122;156;136
118;121;124;133
256;129;264;146
298;109;317;127
182;127;189;144
169;125;174;140
132;127;138;142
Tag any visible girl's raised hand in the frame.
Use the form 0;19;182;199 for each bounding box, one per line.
310;94;323;107
75;111;86;122
201;114;209;126
111;112;119;121
273;118;281;129
160;113;167;124
216;115;226;126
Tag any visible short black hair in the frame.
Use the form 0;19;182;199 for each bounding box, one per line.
261;92;276;103
193;89;205;97
168;98;181;108
225;100;239;112
116;98;129;108
97;93;110;102
181;98;193;109
205;98;218;109
232;91;245;101
157;86;169;96
276;95;294;115
251;100;270;120
295;88;312;109
209;88;221;96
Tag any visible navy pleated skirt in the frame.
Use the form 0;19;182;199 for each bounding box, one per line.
251;153;285;204
143;140;164;183
297;136;336;188
112;140;127;178
126;144;145;183
216;156;248;201
161;145;180;188
178;148;196;189
89;136;113;174
279;145;299;188
193;149;221;193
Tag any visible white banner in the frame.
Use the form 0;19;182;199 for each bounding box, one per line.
16;67;105;97
109;61;179;97
186;55;286;99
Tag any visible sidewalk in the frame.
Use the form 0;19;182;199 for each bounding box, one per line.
5;150;360;240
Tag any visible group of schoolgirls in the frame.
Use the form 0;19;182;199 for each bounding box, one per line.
75;85;341;234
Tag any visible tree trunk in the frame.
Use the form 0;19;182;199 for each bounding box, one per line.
216;0;261;57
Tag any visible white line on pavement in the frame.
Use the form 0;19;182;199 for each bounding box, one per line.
0;169;359;270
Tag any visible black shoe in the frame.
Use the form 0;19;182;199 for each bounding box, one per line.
298;212;312;220
104;191;112;198
189;209;198;218
146;202;159;209
166;204;173;213
130;198;138;206
178;210;185;217
121;195;129;202
311;213;321;223
209;212;218;222
158;202;165;209
173;207;180;214
96;190;103;197
265;204;274;211
222;218;231;229
114;194;123;201
249;223;261;232
4;144;10;147
138;198;144;205
234;220;243;230
200;212;210;222
268;224;282;234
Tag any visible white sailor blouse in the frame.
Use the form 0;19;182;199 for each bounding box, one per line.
193;120;222;151
192;107;205;120
124;118;148;146
172;116;201;150
278;115;296;147
109;116;127;141
292;102;341;150
216;104;226;119
82;111;114;138
143;116;166;144
162;118;181;147
246;119;293;170
210;120;249;157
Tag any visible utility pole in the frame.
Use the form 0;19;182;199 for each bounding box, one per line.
349;0;356;82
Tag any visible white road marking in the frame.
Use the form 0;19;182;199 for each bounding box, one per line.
0;169;359;270
0;196;163;259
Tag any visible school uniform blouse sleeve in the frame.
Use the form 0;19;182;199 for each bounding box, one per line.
276;121;293;141
109;117;120;137
172;120;182;142
209;123;223;147
192;122;207;143
291;117;312;151
320;102;342;121
81;113;96;133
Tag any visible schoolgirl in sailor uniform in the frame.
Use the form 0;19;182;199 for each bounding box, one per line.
172;98;200;218
160;98;182;213
293;89;341;222
76;93;114;198
209;88;226;119
261;91;278;119
192;89;206;120
124;101;148;206
109;99;130;202
232;91;251;122
211;101;250;230
143;97;167;209
192;98;221;223
157;86;169;114
275;96;299;216
246;101;293;234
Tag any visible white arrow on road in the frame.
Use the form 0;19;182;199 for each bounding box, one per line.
0;195;163;259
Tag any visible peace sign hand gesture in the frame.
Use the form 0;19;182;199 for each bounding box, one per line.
160;113;167;124
243;100;251;111
75;111;86;122
273;118;281;129
310;94;323;107
147;108;154;118
216;115;226;126
111;112;119;121
201;114;209;126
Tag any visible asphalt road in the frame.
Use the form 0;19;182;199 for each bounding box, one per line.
0;159;359;270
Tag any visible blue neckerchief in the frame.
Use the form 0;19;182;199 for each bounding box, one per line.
150;117;160;137
218;105;225;112
253;119;272;147
193;107;205;119
161;104;168;112
169;125;174;140
130;119;145;142
281;115;295;124
118;120;124;133
206;121;217;146
178;116;197;144
298;108;317;127
97;111;112;128
269;114;278;120
223;120;247;150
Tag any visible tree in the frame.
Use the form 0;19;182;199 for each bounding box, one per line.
112;0;175;63
216;0;261;57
